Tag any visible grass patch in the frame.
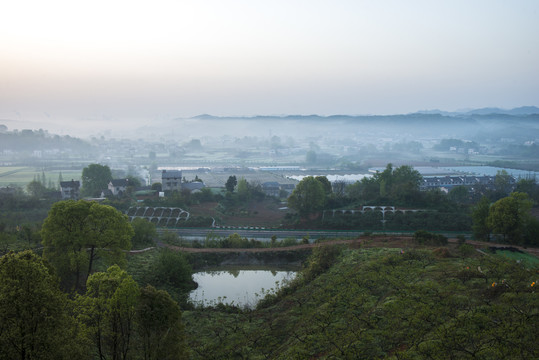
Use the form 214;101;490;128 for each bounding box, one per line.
493;249;539;268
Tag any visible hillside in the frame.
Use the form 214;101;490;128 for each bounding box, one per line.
183;245;538;359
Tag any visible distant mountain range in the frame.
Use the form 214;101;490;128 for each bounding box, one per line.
417;106;539;116
190;106;539;120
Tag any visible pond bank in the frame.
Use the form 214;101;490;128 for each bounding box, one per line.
187;250;310;270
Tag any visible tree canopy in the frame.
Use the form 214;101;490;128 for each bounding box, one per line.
77;265;140;360
41;200;134;292
0;251;86;359
225;175;237;193
137;285;188;360
487;192;534;244
131;218;157;249
81;163;112;197
288;176;326;217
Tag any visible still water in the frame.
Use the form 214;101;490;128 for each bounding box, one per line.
189;269;296;308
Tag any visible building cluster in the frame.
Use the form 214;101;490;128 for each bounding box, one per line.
49;168;299;202
419;175;515;191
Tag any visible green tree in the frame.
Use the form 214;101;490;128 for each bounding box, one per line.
493;169;513;197
0;251;87;360
487;192;532;244
131;218;157;248
236;177;250;201
147;249;194;305
472;196;491;241
346;177;379;203
82;164;113;197
386;164;422;203
288;176;326;217
315;176;332;196
41;200;134;292
448;185;470;204
225;175;237;193
137;285;188;360
515;177;539;204
77;265;139;360
151;182;162;192
26;179;47;198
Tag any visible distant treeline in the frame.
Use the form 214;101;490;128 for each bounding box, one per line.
0;128;93;153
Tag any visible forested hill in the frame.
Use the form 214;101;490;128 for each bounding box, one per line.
0;128;93;153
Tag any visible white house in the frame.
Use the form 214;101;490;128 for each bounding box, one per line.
161;170;182;192
60;180;80;199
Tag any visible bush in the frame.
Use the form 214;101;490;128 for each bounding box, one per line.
413;230;448;246
302;245;343;282
456;234;466;245
146;249;195;305
458;243;476;257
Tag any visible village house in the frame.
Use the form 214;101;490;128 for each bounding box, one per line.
419;175;509;191
108;179;130;196
60;180;80;199
161;170;182;192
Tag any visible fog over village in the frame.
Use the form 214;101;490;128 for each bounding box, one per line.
1;1;538;359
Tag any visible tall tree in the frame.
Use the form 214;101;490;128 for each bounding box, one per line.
472;196;491;241
131;218;157;248
487;192;532;244
137;285;188;360
82;164;112;197
494;170;513;195
26;179;47;198
77;265;139;360
225;175;237;193
147;249;194;304
315;176;332;196
236;177;250;201
288;176;326;217
0;251;87;360
41;200;134;292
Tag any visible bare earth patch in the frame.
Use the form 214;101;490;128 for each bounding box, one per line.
189;199;287;227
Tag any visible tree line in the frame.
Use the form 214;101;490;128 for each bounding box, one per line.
0;200;192;359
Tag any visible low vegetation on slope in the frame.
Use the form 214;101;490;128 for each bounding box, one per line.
183;246;538;359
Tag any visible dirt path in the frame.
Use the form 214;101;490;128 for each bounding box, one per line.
165;238;362;253
164;236;539;258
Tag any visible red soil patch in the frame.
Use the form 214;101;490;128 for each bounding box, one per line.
189;200;287;227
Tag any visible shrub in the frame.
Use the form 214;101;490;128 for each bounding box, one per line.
458;243;476;257
456;234;466;245
413;230;448;246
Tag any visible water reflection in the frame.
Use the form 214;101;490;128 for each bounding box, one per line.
190;269;296;308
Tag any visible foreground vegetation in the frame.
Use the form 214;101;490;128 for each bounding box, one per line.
184;245;538;359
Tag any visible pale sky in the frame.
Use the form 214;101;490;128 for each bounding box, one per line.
1;0;538;128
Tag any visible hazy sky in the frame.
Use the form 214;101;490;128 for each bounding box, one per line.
1;0;538;127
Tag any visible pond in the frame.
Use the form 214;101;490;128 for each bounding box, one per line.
189;268;297;308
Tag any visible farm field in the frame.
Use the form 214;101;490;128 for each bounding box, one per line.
0;166;82;187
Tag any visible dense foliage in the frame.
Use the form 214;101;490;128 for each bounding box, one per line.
41;200;134;292
0;251;189;360
81;163;113;197
0;251;86;360
184;246;538;359
472;192;539;246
